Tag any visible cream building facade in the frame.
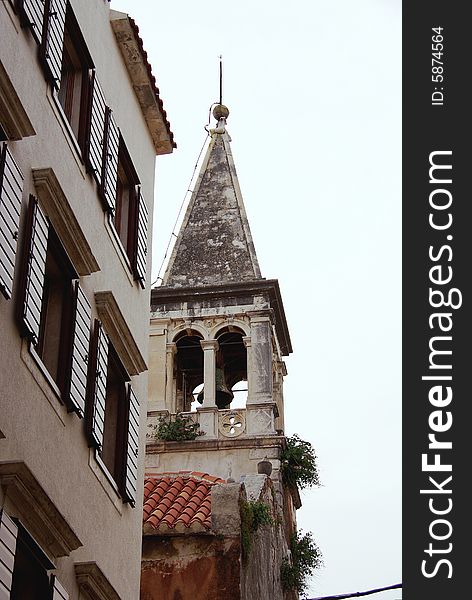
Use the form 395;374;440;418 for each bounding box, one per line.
0;1;173;598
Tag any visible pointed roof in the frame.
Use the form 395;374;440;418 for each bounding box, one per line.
162;110;261;288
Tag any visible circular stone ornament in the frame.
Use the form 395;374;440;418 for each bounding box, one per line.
219;411;246;438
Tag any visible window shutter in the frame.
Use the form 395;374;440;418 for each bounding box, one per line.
87;320;108;450
18;0;46;44
123;385;140;505
0;510;18;599
88;73;107;188
68;281;91;418
0;144;23;300
42;0;67;90
102;108;119;214
19;196;49;344
51;575;69;600
133;188;148;288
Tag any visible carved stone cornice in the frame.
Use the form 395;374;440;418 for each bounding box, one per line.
94;291;147;375
0;461;82;557
74;562;121;600
32;168;100;275
0;62;36;140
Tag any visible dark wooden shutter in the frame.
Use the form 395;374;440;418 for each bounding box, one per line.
133;188;148;288
18;0;46;44
88;73;107;187
51;575;69;600
87;320;108;449
42;0;66;90
0;144;23;300
67;281;91;418
102;108;119;214
123;385;140;505
0;510;18;599
19;196;49;345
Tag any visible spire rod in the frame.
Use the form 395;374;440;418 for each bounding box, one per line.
219;55;223;106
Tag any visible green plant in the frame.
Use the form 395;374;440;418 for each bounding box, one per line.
280;530;323;595
240;500;274;560
280;434;320;490
154;414;204;441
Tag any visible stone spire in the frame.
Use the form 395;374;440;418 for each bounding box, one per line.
161;105;262;288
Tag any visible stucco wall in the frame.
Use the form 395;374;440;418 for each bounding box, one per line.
0;0;160;597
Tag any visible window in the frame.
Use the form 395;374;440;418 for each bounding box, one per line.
86;320;139;505
114;138;139;261
17;196;92;416
102;133;148;289
57;5;93;151
36;229;76;392
10;521;53;600
0;143;24;299
0;510;69;600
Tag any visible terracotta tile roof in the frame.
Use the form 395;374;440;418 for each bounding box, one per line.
143;472;225;534
128;17;176;150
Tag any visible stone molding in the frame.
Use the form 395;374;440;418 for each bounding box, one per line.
32;168;100;275
0;61;36;140
94;291;147;375
0;461;82;557
110;13;174;156
74;562;121;600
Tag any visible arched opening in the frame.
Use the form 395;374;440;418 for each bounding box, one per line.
175;331;204;413
214;327;247;410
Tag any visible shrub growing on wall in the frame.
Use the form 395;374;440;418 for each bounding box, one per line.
280;530;323;595
280;434;320;490
155;414;204;441
240;500;274;560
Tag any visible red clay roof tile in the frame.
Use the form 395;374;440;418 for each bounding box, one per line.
143;471;225;532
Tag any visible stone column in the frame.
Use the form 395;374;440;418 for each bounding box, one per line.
245;316;276;435
247;316;273;404
165;343;177;411
242;336;253;402
200;339;219;408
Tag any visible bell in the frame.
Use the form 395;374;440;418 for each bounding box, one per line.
197;368;234;409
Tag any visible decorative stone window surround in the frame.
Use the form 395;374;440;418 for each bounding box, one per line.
0;461;82;558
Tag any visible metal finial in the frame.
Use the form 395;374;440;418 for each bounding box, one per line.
219;54;223;106
213;55;229;122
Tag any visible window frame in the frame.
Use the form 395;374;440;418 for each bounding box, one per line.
16;196;92;415
55;2;94;156
86;319;140;505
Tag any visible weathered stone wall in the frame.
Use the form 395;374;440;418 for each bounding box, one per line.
141;535;242;600
240;475;293;600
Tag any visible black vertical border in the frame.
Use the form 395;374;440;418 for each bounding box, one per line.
403;3;471;599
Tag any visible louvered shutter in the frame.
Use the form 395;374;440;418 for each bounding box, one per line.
20;197;49;345
19;0;46;44
102;109;119;214
51;575;69;600
42;0;66;90
87;320;108;449
0;510;18;600
133;188;148;288
88;73;107;187
68;281;91;418
0;145;23;300
123;385;140;505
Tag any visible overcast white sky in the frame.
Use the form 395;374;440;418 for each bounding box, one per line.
111;1;402;598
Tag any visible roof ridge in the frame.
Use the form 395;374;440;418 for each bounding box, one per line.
145;471;225;484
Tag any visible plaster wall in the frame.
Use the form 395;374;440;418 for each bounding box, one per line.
0;1;160;597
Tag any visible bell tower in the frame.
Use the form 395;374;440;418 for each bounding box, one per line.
146;104;292;484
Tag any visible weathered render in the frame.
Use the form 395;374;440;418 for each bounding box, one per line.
144;108;299;599
0;1;173;598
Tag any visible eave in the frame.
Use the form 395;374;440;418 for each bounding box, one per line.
110;11;176;156
151;279;293;356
